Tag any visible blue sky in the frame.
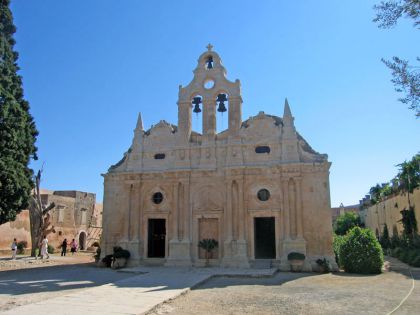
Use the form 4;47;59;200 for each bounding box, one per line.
11;1;419;207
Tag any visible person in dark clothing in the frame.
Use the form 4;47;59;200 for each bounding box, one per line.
61;238;68;256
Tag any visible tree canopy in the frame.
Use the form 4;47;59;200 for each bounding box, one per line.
0;0;38;224
364;153;420;205
334;212;363;236
373;0;420;117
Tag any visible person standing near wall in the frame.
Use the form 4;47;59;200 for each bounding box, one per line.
70;239;77;255
11;238;17;260
40;235;50;259
61;238;68;256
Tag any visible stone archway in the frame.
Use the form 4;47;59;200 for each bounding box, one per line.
78;231;87;250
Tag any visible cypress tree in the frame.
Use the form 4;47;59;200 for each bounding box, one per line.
0;0;38;224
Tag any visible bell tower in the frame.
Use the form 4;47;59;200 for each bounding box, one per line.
178;45;242;141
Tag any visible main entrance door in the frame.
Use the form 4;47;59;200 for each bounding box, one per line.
254;217;276;259
148;219;166;258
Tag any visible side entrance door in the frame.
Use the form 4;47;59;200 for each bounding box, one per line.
254;217;276;259
148;219;166;258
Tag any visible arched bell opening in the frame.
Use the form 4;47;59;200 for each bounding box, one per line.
205;55;214;70
216;93;229;133
191;95;203;134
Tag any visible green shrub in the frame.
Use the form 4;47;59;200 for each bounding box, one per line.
391;247;402;257
339;227;383;274
411;256;420;267
102;254;113;267
380;224;391;249
48;244;55;254
16;241;28;254
333;234;346;267
316;258;331;273
399;250;410;263
407;250;418;264
113;246;130;259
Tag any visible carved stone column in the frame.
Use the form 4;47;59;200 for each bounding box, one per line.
228;96;242;135
222;178;249;268
121;183;132;244
282;179;291;240
172;182;179;241
125;181;143;263
203;98;216;138
166;180;192;266
295;177;304;239
178;101;192;140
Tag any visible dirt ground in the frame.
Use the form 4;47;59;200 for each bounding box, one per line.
149;269;420;315
1;255;419;315
0;252;94;271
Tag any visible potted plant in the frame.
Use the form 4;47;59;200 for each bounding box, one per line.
101;254;113;268
287;252;306;272
315;257;331;273
111;246;130;269
198;238;218;266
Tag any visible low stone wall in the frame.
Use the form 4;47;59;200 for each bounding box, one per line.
361;188;420;236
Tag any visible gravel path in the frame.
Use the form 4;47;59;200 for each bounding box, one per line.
148;270;419;315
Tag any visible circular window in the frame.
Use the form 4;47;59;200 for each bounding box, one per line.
152;192;163;204
257;189;270;201
204;78;215;89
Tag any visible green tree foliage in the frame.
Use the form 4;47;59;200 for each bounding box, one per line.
333;234;346;267
0;0;38;224
379;223;391;249
397;154;420;193
339;227;384;274
399;206;418;238
373;1;419;117
366;153;420;205
334;212;363;236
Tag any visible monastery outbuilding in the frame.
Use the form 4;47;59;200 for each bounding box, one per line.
101;46;335;271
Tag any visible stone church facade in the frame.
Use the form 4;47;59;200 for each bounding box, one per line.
101;46;335;270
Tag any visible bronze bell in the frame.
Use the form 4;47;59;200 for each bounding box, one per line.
192;96;202;113
193;104;201;113
217;102;227;113
217;93;227;113
206;56;213;69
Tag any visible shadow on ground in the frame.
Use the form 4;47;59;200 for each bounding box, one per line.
0;263;132;296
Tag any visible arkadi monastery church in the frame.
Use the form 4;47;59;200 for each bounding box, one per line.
101;45;335;271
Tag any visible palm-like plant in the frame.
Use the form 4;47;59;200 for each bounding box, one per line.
198;238;218;266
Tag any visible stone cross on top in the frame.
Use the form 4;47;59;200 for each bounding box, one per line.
206;43;213;51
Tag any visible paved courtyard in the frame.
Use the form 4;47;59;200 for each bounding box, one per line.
0;257;418;315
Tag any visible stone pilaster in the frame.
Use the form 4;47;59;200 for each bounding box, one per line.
203;98;216;139
228;96;242;136
221;179;249;268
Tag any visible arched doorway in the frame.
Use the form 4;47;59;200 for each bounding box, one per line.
78;231;87;250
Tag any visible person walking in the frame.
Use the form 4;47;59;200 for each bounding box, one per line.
11;238;17;260
70;239;77;255
40;235;50;259
61;238;68;256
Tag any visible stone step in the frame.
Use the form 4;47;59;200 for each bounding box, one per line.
251;259;272;269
